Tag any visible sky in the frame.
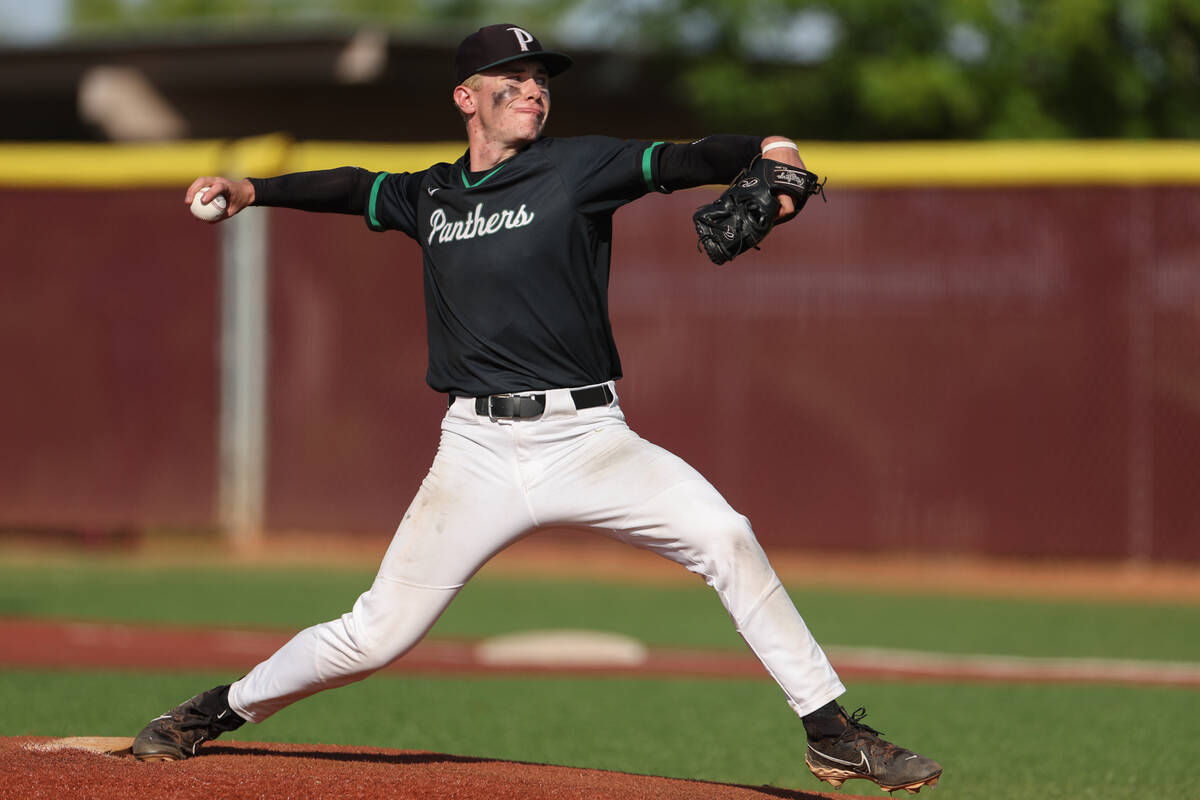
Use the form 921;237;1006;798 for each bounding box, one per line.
0;0;68;42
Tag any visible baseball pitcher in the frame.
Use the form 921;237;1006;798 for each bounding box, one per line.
132;23;941;794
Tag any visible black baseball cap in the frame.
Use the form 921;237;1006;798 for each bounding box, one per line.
454;24;572;84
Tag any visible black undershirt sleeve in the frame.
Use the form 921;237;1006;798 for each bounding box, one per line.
249;166;378;215
653;135;763;192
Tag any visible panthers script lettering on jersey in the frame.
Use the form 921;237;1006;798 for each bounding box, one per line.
427;203;536;245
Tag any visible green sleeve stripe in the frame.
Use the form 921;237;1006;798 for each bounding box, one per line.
642;141;665;192
367;171;389;229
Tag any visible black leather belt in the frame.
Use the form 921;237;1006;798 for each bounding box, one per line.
462;385;613;419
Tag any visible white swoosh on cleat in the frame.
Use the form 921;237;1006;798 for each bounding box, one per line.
809;746;871;774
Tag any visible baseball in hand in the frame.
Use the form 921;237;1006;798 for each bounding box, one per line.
190;191;228;221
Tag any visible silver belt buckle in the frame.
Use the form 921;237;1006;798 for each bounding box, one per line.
487;393;513;421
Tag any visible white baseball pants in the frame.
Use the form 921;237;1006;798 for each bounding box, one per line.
228;383;845;722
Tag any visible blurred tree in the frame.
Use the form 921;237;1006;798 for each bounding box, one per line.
66;0;1200;139
646;0;1200;139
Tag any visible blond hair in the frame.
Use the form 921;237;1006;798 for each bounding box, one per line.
454;74;484;122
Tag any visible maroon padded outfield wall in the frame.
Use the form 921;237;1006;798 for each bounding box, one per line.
2;185;1198;560
1;189;219;530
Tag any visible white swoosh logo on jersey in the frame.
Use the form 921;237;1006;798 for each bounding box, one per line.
427;187;441;196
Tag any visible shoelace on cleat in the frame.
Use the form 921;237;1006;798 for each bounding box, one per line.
845;706;884;737
841;707;912;765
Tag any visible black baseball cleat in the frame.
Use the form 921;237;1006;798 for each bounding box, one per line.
132;684;246;761
804;706;942;794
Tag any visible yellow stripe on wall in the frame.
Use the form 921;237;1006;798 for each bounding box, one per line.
796;140;1200;186
2;137;1198;188
0;140;226;188
0;134;296;188
288;141;466;174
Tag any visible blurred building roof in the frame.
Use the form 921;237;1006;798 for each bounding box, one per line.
0;29;702;142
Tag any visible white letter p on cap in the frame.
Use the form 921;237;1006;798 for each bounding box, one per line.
508;27;534;51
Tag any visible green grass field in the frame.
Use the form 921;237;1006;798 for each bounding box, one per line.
3;561;1198;660
2;559;1198;799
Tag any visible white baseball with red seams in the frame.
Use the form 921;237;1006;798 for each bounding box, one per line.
189;191;227;221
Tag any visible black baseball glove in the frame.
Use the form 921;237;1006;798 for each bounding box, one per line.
693;158;825;265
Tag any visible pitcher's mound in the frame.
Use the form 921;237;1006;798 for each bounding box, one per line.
5;736;883;799
29;736;134;756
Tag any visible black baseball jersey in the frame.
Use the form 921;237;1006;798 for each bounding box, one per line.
366;136;666;397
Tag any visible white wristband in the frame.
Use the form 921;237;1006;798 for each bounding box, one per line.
761;141;799;155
